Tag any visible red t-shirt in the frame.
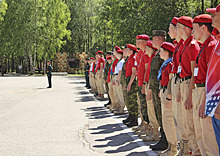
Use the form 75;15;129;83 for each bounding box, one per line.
172;39;184;74
137;50;147;86
144;53;156;82
161;63;173;87
194;36;217;84
125;54;136;77
107;67;111;83
95;57;105;73
179;36;200;78
111;59;119;73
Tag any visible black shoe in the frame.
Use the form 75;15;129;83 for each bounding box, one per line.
47;86;51;88
122;114;131;124
87;87;91;89
125;115;138;128
151;132;168;150
104;102;111;107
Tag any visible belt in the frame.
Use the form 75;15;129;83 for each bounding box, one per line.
161;86;167;89
173;73;180;78
181;76;191;82
195;83;205;88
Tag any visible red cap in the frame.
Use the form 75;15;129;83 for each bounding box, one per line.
161;42;175;53
178;16;193;29
127;44;137;51
106;56;112;60
117;50;123;54
136;34;149;40
96;51;103;55
206;4;220;14
171;17;179;26
173;40;178;45
90;57;94;60
193;14;212;24
146;40;157;51
114;46;121;51
212;28;219;35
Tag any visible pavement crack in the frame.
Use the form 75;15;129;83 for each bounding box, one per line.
78;123;100;154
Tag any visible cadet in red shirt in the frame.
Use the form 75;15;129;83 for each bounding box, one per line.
158;42;177;156
192;14;218;155
124;44;139;128
142;40;160;142
95;51;105;99
108;46;120;112
134;34;150;134
176;16;200;155
166;18;185;152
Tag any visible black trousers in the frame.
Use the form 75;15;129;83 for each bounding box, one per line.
85;72;90;87
47;75;52;88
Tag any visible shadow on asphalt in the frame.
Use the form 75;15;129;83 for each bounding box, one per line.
75;96;94;102
84;105;159;155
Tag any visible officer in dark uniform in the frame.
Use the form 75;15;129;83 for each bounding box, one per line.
46;60;52;88
84;58;91;88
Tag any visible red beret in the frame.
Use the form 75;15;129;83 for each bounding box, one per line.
106;56;112;60
193;14;212;24
117;50;123;54
127;44;137;51
173;40;178;45
114;46;121;51
178;16;193;29
171;17;179;26
90;57;94;60
161;42;175;53
136;34;149;40
96;51;103;55
212;28;219;35
206;4;220;14
146;40;157;51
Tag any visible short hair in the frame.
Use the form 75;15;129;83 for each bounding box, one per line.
106;51;112;55
198;23;213;33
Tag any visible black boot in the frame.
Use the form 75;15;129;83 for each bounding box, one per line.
122;113;131;124
150;130;168;150
125;115;138;128
104;101;111;107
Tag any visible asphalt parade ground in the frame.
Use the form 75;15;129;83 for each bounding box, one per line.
0;75;159;156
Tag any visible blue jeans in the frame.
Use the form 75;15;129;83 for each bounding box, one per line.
212;115;220;155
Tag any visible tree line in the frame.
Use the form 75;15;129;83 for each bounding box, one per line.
0;0;219;74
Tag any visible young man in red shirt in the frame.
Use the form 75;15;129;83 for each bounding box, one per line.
176;16;200;155
95;51;105;99
124;44;139;128
142;40;160;142
134;34;150;135
192;14;218;156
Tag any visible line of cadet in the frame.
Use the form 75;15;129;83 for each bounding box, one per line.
84;4;220;156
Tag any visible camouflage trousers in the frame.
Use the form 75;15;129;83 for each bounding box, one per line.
121;76;129;111
138;86;149;123
152;88;162;128
126;77;138;116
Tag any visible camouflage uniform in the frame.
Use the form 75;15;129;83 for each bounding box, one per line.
148;52;164;127
104;61;111;101
137;86;149;123
126;76;138;117
121;57;129;111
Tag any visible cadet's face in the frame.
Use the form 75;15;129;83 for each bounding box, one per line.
136;40;147;49
123;49;127;57
212;12;220;30
192;23;203;41
168;24;177;39
176;23;184;38
107;59;112;64
159;48;167;60
47;62;50;65
113;49;117;56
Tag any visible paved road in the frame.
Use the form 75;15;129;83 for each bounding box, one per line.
0;75;158;156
